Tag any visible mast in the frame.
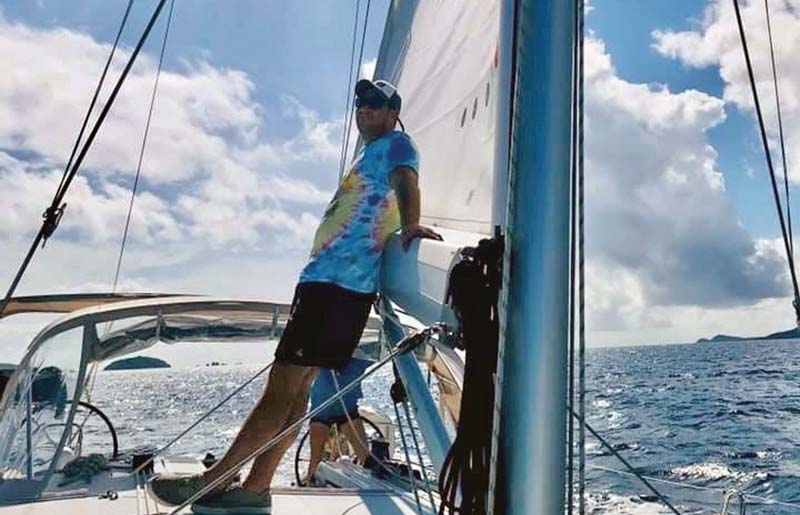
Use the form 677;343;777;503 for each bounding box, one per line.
493;0;575;513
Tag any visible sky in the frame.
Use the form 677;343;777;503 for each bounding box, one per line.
2;0;800;364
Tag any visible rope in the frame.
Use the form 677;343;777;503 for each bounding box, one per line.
438;237;503;515
340;0;372;174
169;328;433;514
732;0;800;326
0;0;169;318
338;0;362;180
111;0;176;293
569;408;683;515
763;0;793;254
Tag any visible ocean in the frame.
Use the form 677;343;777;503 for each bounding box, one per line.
80;339;800;514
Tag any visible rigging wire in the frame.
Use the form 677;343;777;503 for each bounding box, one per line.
55;0;134;202
588;464;800;511
731;0;800;325
567;0;579;510
763;0;793;254
87;0;176;436
340;0;372;174
168;328;433;514
337;0;362;180
393;399;425;514
0;0;170;318
46;0;134;434
132;359;276;474
576;0;587;512
402;396;439;511
112;0;177;294
569;408;683;515
329;366;437;502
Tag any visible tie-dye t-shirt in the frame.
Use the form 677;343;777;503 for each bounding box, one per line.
299;130;419;293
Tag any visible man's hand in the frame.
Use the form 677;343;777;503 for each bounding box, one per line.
401;224;443;251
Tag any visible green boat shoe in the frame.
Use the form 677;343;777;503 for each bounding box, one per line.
149;474;207;507
191;487;272;515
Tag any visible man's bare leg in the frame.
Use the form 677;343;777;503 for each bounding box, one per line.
242;377;314;492
200;363;318;488
306;421;331;481
340;418;369;465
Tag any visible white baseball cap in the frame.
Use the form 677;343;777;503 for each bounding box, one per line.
355;78;402;110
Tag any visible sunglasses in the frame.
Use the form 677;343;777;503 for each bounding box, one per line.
355;93;388;109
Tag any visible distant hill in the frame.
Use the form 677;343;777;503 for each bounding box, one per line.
696;328;800;343
105;356;171;371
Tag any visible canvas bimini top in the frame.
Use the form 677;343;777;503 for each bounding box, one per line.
0;296;290;501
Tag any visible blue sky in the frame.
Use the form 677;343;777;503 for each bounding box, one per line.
590;0;784;239
2;0;785;238
2;0;800;356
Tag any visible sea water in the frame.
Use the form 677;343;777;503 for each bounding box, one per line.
81;339;800;514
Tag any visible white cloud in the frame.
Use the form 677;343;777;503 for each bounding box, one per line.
0;17;341;249
652;0;800;182
0;16;347;362
583;36;789;342
0;151;181;243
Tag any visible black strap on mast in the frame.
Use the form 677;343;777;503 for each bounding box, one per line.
732;0;800;326
438;235;503;515
0;0;169;317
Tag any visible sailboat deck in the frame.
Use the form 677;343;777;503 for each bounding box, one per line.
0;458;434;515
0;487;425;515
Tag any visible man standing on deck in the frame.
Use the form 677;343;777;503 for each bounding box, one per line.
151;79;442;514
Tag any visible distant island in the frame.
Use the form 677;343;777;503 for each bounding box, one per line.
697;327;800;343
105;356;171;371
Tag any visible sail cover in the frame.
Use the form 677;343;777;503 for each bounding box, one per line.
374;0;500;235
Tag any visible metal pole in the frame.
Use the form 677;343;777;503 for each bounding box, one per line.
26;386;33;480
493;0;575;513
380;299;452;474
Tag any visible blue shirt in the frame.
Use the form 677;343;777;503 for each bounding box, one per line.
299;130;419;293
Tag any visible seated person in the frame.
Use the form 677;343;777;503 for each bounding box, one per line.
305;356;373;484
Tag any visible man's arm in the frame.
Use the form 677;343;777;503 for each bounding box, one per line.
389;166;443;251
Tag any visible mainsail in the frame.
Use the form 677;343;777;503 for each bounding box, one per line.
374;0;501;235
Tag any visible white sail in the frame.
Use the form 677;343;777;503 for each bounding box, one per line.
375;0;501;235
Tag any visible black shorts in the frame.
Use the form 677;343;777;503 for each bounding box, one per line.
274;282;376;369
